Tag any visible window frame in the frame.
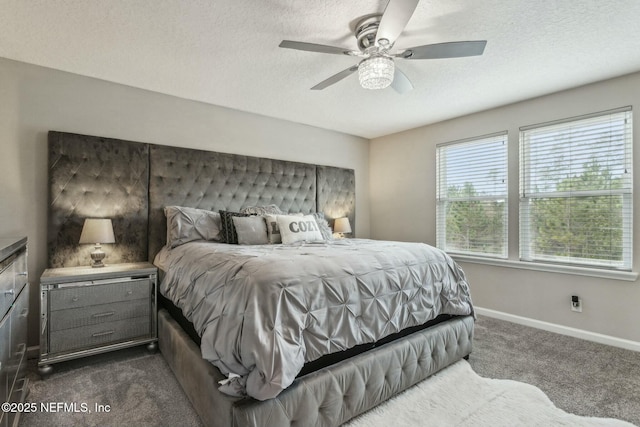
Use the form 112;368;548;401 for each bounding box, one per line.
436;131;509;259
519;107;633;271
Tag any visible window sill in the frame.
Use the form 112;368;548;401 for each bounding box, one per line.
450;255;638;282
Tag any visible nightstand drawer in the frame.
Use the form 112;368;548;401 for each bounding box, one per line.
50;279;150;311
49;318;150;353
50;299;150;331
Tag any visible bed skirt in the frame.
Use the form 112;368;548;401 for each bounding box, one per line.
158;309;474;427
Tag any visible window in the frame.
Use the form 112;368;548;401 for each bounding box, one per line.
436;132;508;258
520;108;633;270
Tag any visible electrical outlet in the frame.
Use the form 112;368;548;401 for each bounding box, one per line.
571;295;582;312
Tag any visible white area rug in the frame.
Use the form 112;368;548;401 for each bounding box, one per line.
345;360;636;427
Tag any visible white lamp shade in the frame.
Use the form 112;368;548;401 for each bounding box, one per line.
79;219;115;244
333;217;352;234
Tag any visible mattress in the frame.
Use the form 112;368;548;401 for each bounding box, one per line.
155;238;474;400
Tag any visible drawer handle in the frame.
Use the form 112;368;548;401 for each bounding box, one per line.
15;343;26;357
72;296;79;302
92;330;115;338
4;289;14;296
126;290;133;295
18;272;27;276
92;311;115;318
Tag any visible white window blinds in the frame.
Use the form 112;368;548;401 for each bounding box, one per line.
520;107;633;270
436;132;508;258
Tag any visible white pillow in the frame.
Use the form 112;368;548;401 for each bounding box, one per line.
277;215;324;244
263;214;282;244
264;212;304;244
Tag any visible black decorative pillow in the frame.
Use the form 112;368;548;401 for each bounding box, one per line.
219;211;250;244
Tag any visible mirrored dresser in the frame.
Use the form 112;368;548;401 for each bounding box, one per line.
0;237;29;427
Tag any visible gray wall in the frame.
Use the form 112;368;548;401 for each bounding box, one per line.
0;57;370;347
370;71;640;343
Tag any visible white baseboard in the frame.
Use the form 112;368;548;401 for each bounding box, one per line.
475;307;640;353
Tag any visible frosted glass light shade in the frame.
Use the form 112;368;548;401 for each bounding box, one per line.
358;56;394;90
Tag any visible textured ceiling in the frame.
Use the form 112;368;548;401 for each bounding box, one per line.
2;0;640;139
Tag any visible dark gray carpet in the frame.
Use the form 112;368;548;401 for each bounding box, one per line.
19;347;203;427
18;315;639;426
470;316;640;427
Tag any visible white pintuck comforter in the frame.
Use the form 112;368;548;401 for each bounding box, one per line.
155;238;474;400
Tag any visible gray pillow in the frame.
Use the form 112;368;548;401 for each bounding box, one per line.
232;216;269;245
240;204;283;216
164;206;222;248
311;212;334;241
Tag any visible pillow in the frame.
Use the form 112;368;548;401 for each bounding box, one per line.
277;214;324;244
219;211;250;244
311;212;334;241
232;216;269;245
264;212;303;244
263;214;283;244
164;206;222;248
240;204;283;216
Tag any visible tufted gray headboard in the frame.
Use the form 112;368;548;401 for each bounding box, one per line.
148;145;319;261
48;131;355;267
48;132;149;268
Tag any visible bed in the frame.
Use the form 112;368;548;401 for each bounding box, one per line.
47;131;475;427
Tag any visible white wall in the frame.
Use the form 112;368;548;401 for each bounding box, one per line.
0;57;370;346
370;71;640;343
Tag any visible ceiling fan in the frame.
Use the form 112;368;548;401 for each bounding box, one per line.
279;0;487;94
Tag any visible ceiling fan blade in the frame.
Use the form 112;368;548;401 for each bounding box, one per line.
279;40;355;56
397;40;487;59
376;0;420;47
311;66;359;90
391;67;413;94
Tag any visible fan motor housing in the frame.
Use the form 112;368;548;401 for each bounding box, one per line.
355;15;383;51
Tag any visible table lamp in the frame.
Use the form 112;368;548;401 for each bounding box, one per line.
79;218;115;267
333;217;352;238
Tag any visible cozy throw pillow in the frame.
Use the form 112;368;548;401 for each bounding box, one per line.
164;206;222;248
263;212;303;244
277;214;324;244
232;216;269;245
219;211;250;244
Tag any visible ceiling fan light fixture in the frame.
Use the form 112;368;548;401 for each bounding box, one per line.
358;55;394;90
